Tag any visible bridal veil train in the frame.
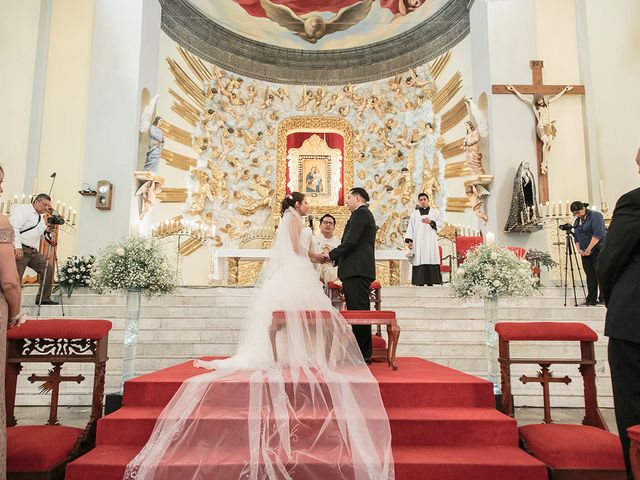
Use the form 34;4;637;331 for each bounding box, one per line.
124;196;395;479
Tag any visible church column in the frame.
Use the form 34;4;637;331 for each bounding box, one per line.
78;0;161;255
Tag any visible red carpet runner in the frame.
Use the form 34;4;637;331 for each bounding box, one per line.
66;357;546;479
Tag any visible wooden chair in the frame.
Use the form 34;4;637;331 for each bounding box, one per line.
6;319;112;480
341;310;400;370
439;245;452;283
495;321;625;480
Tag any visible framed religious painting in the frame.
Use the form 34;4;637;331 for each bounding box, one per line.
276;116;354;216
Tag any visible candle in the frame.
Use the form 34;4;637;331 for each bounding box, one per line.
0;202;4;214
61;203;66;217
56;201;61;212
599;180;605;202
565;200;570;217
71;211;77;224
551;201;557;217
526;209;531;223
28;194;33;203
486;232;495;243
21;194;25;203
520;211;525;225
545;201;550;217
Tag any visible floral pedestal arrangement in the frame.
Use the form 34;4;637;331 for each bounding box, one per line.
452;241;536;394
91;236;177;389
54;255;95;296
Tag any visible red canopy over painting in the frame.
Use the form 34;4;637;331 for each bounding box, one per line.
233;0;405;17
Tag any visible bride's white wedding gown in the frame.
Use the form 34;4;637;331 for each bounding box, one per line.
124;208;394;479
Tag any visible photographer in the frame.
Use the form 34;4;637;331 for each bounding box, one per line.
571;200;606;306
10;193;58;305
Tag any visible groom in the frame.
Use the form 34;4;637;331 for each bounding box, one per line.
327;187;376;363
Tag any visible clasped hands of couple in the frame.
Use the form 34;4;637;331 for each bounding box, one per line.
310;252;333;264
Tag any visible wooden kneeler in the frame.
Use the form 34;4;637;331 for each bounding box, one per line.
495;321;625;480
6;319;112;480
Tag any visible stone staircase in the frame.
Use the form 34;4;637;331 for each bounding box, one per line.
17;285;611;409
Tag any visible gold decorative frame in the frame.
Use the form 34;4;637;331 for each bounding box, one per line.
276;116;354;216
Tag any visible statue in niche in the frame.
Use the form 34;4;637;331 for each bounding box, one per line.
506;84;573;174
143;116;164;175
420;158;441;205
504;162;541;232
462;121;484;175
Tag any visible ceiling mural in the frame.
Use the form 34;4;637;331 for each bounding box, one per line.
159;0;474;84
185;0;444;48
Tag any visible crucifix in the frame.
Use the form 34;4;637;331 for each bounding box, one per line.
492;60;585;204
520;363;571;424
28;363;85;425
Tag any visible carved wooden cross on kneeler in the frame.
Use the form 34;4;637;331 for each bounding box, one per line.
28;363;85;425
520;363;571;424
492;60;585;204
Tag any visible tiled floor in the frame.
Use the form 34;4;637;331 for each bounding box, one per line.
14;406;619;434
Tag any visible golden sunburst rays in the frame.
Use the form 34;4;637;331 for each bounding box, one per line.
156;188;188;203
442;138;464;159
433;71;463;113
445;161;471;179
447;197;471;212
429;51;451;82
441;98;467;134
161;150;197;171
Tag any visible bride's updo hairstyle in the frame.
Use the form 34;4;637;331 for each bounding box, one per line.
280;191;305;216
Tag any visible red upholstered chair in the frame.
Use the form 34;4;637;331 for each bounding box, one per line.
6;319;112;480
507;246;527;259
455;235;483;265
495;322;626;480
629;425;640;480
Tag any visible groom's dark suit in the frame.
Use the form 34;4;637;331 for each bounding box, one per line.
598;186;640;479
329;204;376;361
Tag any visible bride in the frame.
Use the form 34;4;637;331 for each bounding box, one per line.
124;192;395;480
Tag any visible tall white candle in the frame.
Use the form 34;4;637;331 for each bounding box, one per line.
565;200;570;217
599;180;606;202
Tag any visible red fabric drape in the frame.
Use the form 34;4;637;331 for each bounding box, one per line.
285;132;344;205
232;0;399;17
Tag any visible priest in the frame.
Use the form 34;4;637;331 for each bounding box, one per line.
404;192;443;286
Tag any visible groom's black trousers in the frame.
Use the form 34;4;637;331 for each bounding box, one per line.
342;276;373;361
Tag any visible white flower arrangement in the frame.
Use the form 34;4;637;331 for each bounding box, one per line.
55;255;95;296
451;242;537;300
91;236;177;297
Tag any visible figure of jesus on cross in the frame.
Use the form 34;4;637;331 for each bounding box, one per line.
493;60;585;203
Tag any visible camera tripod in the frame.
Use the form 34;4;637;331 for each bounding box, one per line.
562;230;587;307
36;237;66;318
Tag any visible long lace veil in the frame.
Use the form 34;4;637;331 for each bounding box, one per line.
124;207;394;479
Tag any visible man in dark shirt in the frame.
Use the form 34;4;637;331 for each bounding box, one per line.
571;201;606;306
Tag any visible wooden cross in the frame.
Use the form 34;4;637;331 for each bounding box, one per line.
520;363;571;424
492;60;585;204
28;363;85;425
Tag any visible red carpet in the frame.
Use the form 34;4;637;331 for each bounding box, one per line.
65;357;546;479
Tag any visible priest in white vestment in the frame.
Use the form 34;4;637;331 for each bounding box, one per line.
405;193;443;286
312;213;340;283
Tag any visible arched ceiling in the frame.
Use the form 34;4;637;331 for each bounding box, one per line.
159;0;474;84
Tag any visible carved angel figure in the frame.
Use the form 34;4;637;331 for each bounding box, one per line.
260;0;373;43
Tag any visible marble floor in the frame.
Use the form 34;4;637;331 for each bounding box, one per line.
14;406;619;434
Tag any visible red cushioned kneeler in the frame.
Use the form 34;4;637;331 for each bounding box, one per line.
6;319;112;480
629;425;640;480
496;321;626;480
520;424;624;473
7;426;83;472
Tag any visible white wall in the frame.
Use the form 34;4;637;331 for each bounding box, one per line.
582;0;640;208
77;0;161;256
0;1;42;196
